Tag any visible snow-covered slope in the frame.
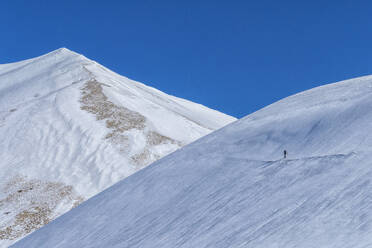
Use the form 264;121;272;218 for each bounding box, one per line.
0;48;236;247
13;75;372;248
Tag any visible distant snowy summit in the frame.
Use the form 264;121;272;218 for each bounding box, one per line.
0;48;236;247
13;72;372;248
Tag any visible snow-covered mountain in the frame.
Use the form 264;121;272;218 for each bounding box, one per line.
0;48;236;247
13;75;372;248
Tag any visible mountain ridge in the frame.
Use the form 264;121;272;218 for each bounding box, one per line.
0;48;236;247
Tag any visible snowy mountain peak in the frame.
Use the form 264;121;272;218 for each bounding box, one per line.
0;49;236;247
45;47;79;56
53;47;74;53
13;74;372;248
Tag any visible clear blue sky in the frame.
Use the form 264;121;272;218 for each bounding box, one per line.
1;0;372;118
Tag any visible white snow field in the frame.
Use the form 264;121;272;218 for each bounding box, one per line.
12;74;372;248
0;48;236;247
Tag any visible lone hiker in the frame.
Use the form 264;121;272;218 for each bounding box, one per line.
284;150;287;159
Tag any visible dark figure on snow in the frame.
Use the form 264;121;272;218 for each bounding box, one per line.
284;150;287;159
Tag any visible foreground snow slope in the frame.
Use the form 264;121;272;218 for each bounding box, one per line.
13;74;372;248
0;48;236;247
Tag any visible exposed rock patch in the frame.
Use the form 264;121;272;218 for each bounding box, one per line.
80;80;146;135
0;176;83;240
80;80;181;167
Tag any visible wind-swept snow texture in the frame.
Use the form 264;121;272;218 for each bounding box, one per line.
13;75;372;248
0;48;236;247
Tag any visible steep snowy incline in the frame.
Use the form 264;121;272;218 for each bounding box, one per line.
0;48;236;247
13;75;372;248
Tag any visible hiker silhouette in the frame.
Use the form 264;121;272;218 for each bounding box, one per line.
284;150;287;159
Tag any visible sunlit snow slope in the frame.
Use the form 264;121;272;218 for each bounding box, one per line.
0;48;236;247
14;75;372;248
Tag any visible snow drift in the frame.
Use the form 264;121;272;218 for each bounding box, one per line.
0;48;236;247
13;74;372;248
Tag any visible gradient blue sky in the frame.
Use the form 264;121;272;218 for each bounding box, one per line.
1;0;372;118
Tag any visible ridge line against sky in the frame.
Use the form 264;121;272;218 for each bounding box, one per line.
2;0;372;118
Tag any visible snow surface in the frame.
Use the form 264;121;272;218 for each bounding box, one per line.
13;74;372;248
0;48;235;247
